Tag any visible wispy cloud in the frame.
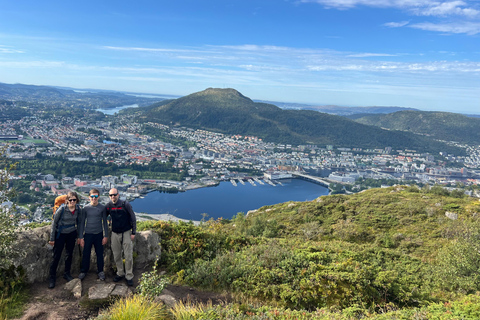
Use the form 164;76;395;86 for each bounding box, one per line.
301;0;480;35
414;1;479;17
103;46;208;54
0;45;24;54
410;21;480;34
384;21;410;28
300;0;479;16
347;53;398;57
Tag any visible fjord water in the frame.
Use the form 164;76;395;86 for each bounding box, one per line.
131;179;329;221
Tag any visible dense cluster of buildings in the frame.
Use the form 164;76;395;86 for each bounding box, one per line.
2;112;480;189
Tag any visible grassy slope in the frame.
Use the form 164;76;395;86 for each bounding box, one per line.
352;110;480;145
135;186;480;318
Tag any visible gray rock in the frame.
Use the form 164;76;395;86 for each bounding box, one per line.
156;289;177;307
110;284;132;298
88;283;115;300
133;230;161;268
445;211;458;220
64;278;82;298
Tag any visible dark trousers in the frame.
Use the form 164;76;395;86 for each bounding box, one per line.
49;230;77;278
80;232;104;273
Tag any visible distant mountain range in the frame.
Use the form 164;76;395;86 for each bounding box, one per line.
0;82;163;108
256;101;418;116
350;110;480;145
1;82;476;153
127;88;465;154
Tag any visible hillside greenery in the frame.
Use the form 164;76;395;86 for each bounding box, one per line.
351;110;480;145
102;185;480;319
128;88;465;155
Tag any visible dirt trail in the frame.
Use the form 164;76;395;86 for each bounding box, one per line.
17;268;230;320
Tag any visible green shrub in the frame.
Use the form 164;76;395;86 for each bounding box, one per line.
433;238;480;294
137;264;168;298
183;239;429;310
148;220;254;273
0;265;26;319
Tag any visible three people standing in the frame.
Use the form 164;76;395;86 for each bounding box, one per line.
48;188;136;288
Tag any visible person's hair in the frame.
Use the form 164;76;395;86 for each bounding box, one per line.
67;191;80;203
89;188;100;195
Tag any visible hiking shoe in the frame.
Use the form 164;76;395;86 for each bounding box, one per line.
63;273;74;282
113;274;124;282
48;278;56;289
126;278;134;286
98;271;106;281
78;272;86;280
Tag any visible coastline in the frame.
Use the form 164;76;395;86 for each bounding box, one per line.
136;212;201;225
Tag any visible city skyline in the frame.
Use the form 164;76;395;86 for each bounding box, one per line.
0;0;479;114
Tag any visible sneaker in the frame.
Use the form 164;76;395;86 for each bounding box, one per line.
48;278;56;289
113;274;124;282
78;272;86;280
63;273;74;282
126;278;134;286
98;271;106;281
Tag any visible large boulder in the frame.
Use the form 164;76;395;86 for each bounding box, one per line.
11;225;161;283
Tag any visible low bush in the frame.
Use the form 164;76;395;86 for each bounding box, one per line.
97;295;168;320
183;238;429;310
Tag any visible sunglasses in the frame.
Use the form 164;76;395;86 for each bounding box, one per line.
109;193;118;197
68;199;77;202
90;195;99;198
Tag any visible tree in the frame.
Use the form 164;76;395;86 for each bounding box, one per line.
0;147;19;268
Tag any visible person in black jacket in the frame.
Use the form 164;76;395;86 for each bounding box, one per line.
106;188;136;286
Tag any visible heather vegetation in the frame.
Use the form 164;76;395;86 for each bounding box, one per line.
97;185;480;319
352;110;480;145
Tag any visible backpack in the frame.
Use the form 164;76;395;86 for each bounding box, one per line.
52;195;68;220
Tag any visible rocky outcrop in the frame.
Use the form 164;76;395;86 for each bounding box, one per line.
11;225;161;283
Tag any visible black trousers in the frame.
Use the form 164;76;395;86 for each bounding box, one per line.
49;230;77;278
80;232;104;273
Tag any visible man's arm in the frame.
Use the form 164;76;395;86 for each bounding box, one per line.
125;201;136;239
101;206;109;245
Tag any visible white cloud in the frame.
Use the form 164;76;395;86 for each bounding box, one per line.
415;1;480;17
300;0;480;17
410;21;480;34
384;21;410;27
102;46;204;54
0;60;66;68
347;53;398;57
0;45;24;54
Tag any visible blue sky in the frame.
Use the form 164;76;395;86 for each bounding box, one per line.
0;0;479;113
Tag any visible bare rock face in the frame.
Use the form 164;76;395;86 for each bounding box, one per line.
64;278;82;299
445;211;458;220
134;230;162;268
88;283;116;300
11;225;161;283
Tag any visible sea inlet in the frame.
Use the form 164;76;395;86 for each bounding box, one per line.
131;178;329;221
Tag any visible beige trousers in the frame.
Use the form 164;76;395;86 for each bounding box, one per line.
111;229;134;280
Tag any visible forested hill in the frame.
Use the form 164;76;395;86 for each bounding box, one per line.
351;110;480;145
130;88;464;154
